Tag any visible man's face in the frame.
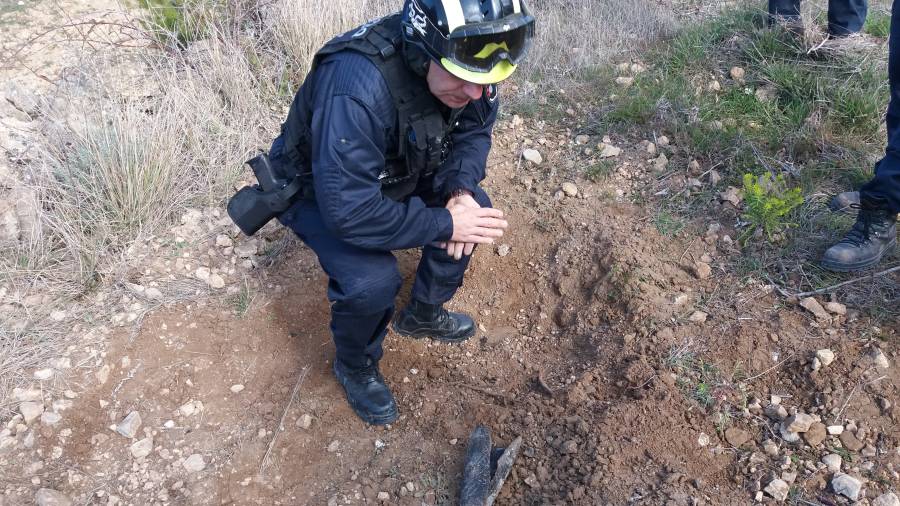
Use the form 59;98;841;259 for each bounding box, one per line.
426;62;485;109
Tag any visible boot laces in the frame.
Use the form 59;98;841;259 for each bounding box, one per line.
839;205;886;247
353;361;381;382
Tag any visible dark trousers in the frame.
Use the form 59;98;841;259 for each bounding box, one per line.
279;185;491;369
768;0;868;35
860;0;900;213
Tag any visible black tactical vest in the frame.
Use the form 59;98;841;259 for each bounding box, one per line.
279;14;458;201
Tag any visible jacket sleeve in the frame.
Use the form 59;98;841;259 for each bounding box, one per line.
309;78;453;251
438;91;499;197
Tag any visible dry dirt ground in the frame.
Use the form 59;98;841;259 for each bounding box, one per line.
2;2;900;506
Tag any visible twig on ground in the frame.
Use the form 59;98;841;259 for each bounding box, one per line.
451;381;511;402
780;265;900;299
259;365;309;475
742;356;791;384
536;369;558;397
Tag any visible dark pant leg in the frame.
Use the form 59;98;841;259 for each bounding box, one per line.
828;0;868;35
860;0;900;213
410;187;492;305
769;0;802;20
279;199;402;368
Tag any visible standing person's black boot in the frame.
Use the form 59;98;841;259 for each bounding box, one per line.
392;299;475;343
828;191;860;214
333;359;398;425
821;198;897;272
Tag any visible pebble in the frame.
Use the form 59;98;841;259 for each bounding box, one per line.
522;148;542;165
574;134;590;145
19;401;44;423
815;349;835;367
194;267;211;281
839;430;865;452
33;368;54;380
831;473;862;501
764;478;789;501
183;453;206;472
725;427;751;447
49;311;66;322
719;186;742;207
40;412;62;426
215;234;233;248
693;262;712;279
765;404;788;420
695;432;710;447
229;384;245;393
600;144;622;158
730;66;746;81
615;76;634;87
646;142;657;155
873;492;900;506
208;274;225;289
799;297;831;322
130;437;153;459
144;287;163;300
658;136;670;147
497;244;511;257
763;440;779;456
327;440;340;453
779;424;800;443
561;440;578;454
784;413;815;433
115;411;142;439
688;311;708;323
824;302;846;315
827;425;844;435
653;153;669;172
377;492;390;501
561;182;578;197
871;348;890;369
802;422;826;446
34;488;73;506
822;453;842;472
297;414;313;430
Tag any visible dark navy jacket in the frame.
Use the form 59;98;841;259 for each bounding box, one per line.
272;50;499;252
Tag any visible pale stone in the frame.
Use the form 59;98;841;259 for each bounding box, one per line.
730;66;746;81
688;311;708;323
34;488;73;506
831;473;862;501
800;297;831;321
208;274;225;289
561;182;578;197
19;402;44;423
327;440;340;453
40;412;62;426
144;287;163;300
871;348;890;369
574;134;590;145
130;437;153;459
827;425;844;435
115;411;141;438
653;153;669;172
615;76;634;87
816;349;835;367
96;364;111;385
694;262;712;279
229;384;244;393
600;144;622;158
522;149;542;165
824;302;846;315
784;413;815;433
194;267;211;281
215;234;233;248
183;453;206;472
764;479;789;501
297;414;313;430
873;492;900;506
822;453;842;473
33;368;53;380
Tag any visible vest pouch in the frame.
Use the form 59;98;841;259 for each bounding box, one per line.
227;178;304;236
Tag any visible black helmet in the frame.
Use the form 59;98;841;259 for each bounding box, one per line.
401;0;535;85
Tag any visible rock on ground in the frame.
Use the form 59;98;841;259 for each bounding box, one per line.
799;297;831;321
831;473;862;501
130;437;153;459
822;453;842;473
19;401;44;423
522;148;542;165
183;453;206;472
34;488;73;506
816;349;835;367
873;492;900;506
764;479;789;501
115;411;142;438
784;413;815;433
724;427;751;447
802;422;827;446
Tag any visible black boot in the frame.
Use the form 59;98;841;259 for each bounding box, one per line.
821;198;897;272
333;359;398;426
828;191;860;214
392;299;475;343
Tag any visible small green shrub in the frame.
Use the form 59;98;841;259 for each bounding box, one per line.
864;10;891;37
740;173;804;242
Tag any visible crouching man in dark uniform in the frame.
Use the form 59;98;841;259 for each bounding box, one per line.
268;0;535;425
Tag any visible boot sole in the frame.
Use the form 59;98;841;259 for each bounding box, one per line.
820;237;897;272
333;366;399;426
391;320;475;344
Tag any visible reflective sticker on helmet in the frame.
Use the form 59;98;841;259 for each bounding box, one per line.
440;0;466;32
408;0;427;37
486;84;498;103
512;0;521;13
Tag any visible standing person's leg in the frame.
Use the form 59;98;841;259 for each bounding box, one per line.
393;187;492;342
279;199;402;424
821;0;898;271
828;0;868;36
